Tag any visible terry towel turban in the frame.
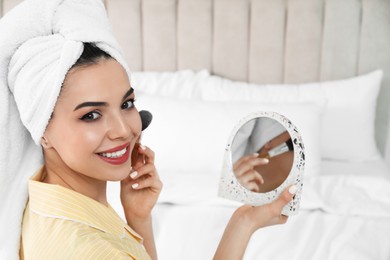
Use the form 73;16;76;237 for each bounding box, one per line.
0;0;129;258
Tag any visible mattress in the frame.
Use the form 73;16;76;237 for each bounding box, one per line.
108;159;390;259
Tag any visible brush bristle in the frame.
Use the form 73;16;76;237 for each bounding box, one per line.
139;110;153;131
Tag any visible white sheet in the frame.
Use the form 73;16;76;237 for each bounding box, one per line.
107;160;390;259
152;204;390;260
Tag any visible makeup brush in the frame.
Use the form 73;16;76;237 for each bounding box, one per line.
139;110;153;131
132;110;153;164
259;138;293;159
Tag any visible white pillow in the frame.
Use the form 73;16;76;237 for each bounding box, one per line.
131;70;209;98
136;94;323;177
132;70;383;162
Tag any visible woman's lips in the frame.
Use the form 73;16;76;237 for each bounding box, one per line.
98;142;130;153
97;143;131;165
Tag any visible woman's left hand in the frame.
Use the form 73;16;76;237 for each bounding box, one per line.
120;143;162;220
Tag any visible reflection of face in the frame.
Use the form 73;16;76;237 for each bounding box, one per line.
43;58;141;182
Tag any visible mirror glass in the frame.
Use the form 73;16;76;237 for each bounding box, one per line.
231;117;294;193
218;111;305;216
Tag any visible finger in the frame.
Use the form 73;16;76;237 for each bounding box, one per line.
267;211;289;226
238;169;263;185
120;172;132;186
233;153;259;170
255;171;264;186
138;144;155;164
271;185;297;214
243;181;260;192
234;158;269;177
233;153;259;171
131;143;144;168
235;153;259;163
252;186;260;193
132;175;163;190
250;170;264;186
233;158;268;175
279;215;288;224
129;164;157;180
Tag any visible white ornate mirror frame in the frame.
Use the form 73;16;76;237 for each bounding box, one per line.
218;111;305;216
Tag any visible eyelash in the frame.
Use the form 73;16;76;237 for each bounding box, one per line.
80;98;136;122
121;98;136;110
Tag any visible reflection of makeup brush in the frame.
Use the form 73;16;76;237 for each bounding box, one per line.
259;139;293;159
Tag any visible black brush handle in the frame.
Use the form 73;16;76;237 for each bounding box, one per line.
286;138;293;151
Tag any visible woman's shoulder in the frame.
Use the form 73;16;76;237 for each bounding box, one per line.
21;208;149;259
21;215;132;258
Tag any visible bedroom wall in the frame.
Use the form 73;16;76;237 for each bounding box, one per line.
1;0;390;167
103;0;390;161
1;0;20;14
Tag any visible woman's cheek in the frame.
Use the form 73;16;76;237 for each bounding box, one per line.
82;127;105;148
62;124;104;161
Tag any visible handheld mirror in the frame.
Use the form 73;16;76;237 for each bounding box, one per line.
218;111;305;216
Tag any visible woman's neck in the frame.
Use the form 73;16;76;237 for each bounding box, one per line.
42;154;108;207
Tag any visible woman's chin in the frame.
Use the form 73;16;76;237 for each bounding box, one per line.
103;164;132;181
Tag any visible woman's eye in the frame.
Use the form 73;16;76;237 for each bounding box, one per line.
80;111;101;121
122;99;135;110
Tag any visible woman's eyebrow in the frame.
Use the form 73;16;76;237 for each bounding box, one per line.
122;88;134;101
73;88;134;111
74;101;107;111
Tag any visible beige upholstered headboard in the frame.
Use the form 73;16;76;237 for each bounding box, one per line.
2;0;390;160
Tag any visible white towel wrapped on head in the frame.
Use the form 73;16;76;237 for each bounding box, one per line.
0;0;129;259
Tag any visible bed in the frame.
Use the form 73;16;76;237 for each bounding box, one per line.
2;0;390;259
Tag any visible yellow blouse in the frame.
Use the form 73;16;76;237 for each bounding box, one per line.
20;166;151;260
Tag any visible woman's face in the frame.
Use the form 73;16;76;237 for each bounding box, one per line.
43;58;141;181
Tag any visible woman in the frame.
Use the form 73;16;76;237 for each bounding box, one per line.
20;43;161;259
0;1;297;259
20;42;296;259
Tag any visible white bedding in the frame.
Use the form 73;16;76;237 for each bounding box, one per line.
109;70;390;259
152;203;390;260
108;159;390;259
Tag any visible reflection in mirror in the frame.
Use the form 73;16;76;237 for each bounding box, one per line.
231;118;294;193
219;111;304;216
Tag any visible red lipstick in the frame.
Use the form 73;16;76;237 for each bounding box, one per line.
97;142;131;165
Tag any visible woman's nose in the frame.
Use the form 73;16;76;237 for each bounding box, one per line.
107;114;132;140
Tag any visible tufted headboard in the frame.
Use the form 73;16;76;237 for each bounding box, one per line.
2;0;390;162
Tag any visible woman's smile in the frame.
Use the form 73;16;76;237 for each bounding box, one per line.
42;58;141;181
97;142;131;165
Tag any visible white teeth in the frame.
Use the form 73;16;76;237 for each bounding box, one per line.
100;147;127;158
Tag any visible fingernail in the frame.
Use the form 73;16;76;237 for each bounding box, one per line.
132;183;139;189
261;158;269;164
140;144;146;150
253;153;259;157
130;171;138;179
288;185;298;195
